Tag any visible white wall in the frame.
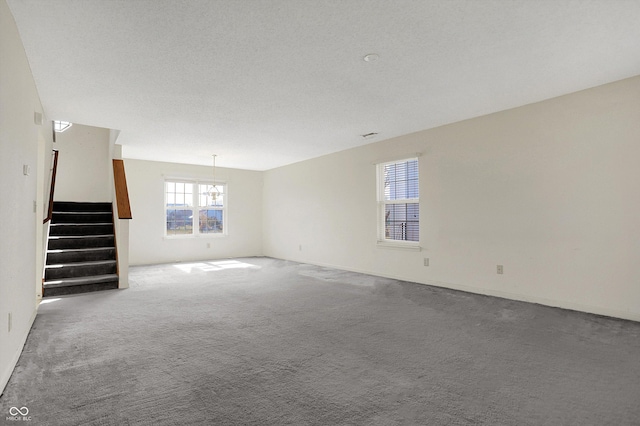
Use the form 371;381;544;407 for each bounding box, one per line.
0;0;50;392
263;75;640;322
54;123;112;202
127;159;263;265
111;142;130;288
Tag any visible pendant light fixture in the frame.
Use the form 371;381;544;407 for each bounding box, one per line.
208;154;220;201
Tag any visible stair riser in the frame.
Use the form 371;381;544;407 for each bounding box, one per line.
49;224;114;236
53;202;113;212
45;263;117;280
44;281;119;297
48;236;115;250
47;249;116;265
52;213;113;223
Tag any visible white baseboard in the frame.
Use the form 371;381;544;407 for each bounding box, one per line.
0;308;37;395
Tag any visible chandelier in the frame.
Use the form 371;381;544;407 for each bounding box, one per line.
207;154;220;201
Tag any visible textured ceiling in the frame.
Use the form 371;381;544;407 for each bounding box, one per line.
7;0;640;171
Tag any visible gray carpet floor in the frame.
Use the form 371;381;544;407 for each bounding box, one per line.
1;257;639;425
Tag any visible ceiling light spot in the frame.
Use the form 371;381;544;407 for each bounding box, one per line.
363;54;379;62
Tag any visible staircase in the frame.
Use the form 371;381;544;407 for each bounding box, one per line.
44;202;119;297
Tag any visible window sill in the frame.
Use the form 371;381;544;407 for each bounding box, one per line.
376;241;422;251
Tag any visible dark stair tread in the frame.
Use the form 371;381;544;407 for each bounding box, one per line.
49;223;115;236
44;260;117;280
45;259;116;269
50;222;114;226
53;211;112;214
43;282;119;297
48;247;115;253
47;235;115;250
52;202;113;212
43;274;119;288
46;247;116;265
51;212;114;224
49;234;114;239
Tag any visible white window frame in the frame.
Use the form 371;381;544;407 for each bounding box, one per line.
376;157;420;249
164;179;228;238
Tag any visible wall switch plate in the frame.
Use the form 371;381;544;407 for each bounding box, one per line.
8;312;11;332
206;243;211;249
23;164;30;175
497;265;504;274
424;258;429;266
299;245;302;251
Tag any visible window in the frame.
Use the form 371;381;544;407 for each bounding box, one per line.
165;180;226;237
166;182;194;236
197;183;224;234
377;158;419;244
53;120;72;132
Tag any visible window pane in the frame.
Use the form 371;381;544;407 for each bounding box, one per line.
184;184;193;206
199;184;224;207
198;184;208;207
166;181;193;207
395;179;407;199
166;209;193;235
166;182;175;207
405;222;419;242
384;202;419;242
388;204;406;221
384;159;418;201
379;159;419;243
407;203;419;221
384;164;394;200
199;209;223;233
407;178;419;198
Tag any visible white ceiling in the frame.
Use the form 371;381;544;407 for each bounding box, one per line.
8;0;640;171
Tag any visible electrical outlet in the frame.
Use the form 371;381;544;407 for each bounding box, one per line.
497;265;504;274
206;243;211;249
423;258;429;267
299;245;302;251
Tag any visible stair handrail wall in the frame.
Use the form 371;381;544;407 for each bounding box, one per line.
43;149;59;224
111;158;131;289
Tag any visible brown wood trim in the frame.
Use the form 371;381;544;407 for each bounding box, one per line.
113;159;132;219
43;150;59;224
